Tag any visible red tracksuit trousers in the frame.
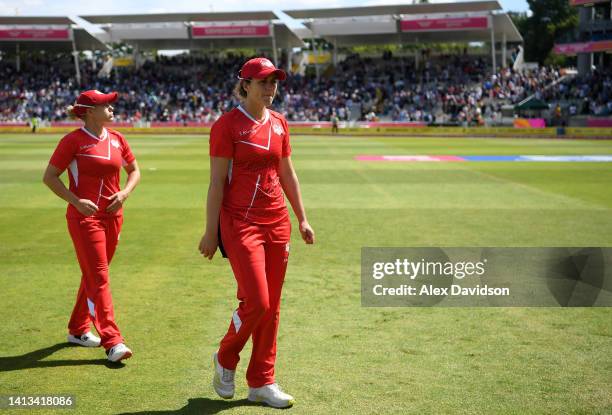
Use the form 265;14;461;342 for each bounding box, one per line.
217;209;291;388
67;215;124;350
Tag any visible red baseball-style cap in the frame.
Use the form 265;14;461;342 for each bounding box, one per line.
238;57;286;81
74;90;118;109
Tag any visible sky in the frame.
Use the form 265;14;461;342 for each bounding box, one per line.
0;0;530;28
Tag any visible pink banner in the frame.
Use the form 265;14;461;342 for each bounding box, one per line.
587;118;612;127
150;121;213;127
191;25;270;38
49;121;133;128
366;122;426;128
400;17;488;32
554;40;612;54
288;121;426;128
0;122;28;127
355;155;465;162
514;118;546;129
570;0;609;5
0;28;70;41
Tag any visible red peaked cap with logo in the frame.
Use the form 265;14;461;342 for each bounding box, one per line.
73;90;118;117
238;57;286;81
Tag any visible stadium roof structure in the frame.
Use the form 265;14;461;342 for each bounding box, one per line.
295;14;522;46
515;98;549;111
284;1;502;19
0;16;108;51
81;11;277;24
284;1;522;46
79;12;305;51
0;16;74;25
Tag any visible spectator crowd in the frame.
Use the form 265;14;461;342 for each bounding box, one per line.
0;51;610;124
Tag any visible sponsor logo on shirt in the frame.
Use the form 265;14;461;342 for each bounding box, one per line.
79;143;96;150
272;123;284;136
239;129;256;137
111;139;120;149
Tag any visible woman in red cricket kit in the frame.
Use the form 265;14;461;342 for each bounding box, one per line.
199;57;315;408
43;90;140;363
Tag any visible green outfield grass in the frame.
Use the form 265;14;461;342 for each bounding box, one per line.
1;134;611;414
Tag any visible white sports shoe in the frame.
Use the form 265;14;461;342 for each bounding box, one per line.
106;343;132;362
67;332;101;347
212;352;235;399
248;383;295;408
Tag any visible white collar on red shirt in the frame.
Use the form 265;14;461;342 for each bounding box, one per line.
81;127;108;141
237;105;269;125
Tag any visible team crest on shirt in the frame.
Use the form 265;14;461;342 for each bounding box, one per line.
272;123;284;136
111;139;120;149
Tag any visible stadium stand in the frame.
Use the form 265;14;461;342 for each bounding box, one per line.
0;1;609;126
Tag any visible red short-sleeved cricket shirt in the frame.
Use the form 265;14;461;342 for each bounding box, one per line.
210;106;291;225
49;127;136;218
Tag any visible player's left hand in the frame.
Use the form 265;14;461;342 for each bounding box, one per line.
106;190;129;213
299;221;315;244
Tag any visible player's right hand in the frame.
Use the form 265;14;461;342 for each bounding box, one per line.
199;232;218;260
74;199;98;216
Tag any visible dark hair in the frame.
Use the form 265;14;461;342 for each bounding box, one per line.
233;79;250;101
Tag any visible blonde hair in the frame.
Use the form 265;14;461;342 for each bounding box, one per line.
66;105;85;120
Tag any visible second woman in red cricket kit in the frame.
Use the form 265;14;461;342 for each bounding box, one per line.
199;58;315;408
43;90;140;363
